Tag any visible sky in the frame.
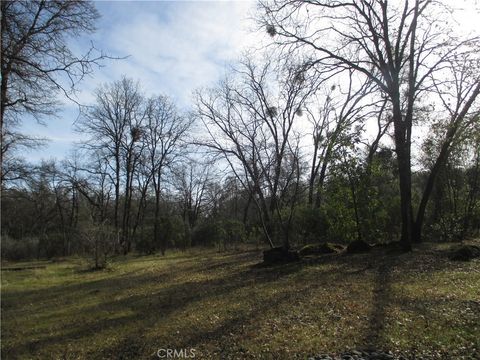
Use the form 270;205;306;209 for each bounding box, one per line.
21;0;258;162
18;0;479;163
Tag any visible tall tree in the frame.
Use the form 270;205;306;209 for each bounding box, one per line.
144;95;191;255
414;55;480;242
0;0;110;181
196;57;313;248
306;71;378;207
174;158;212;247
77;77;143;251
260;0;479;249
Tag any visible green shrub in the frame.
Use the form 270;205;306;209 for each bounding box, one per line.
222;219;247;247
1;235;39;260
165;215;186;248
293;206;330;244
191;220;225;247
135;226;156;254
136;216;186;253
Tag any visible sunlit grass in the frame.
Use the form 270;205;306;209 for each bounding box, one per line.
1;243;479;359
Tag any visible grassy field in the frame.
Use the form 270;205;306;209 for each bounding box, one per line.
1;242;479;359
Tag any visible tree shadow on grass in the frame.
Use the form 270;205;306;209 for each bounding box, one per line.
2;251;259;306
98;264;333;360
357;245;479;355
362;261;393;351
2;251;306;359
3;245;477;359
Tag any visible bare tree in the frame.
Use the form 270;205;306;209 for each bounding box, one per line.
120;97;146;253
414;55;480;242
196;57;313;248
1;131;46;183
64;151;113;224
0;0;113;180
77;77;143;251
174;158;212;247
79;219;114;269
129;154;153;245
259;0;479;249
305;71;379;207
144;95;191;255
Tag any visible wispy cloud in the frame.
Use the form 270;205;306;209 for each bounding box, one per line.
20;1;258;160
93;1;257;105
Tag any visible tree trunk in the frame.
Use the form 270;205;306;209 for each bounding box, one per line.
0;1;8;183
413;82;480;243
348;172;362;242
122;159;131;254
461;153;480;238
255;187;275;248
114;150;121;251
242;192;252;227
154;166;164;255
412;155;443;244
314;146;332;208
131;178;149;242
393;114;413;251
308;140;319;206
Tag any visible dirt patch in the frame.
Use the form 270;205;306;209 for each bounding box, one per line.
1;265;46;271
449;244;480;261
263;247;300;264
299;243;345;256
346;240;372;254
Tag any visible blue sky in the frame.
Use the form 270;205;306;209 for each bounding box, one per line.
20;1;257;162
17;0;479;163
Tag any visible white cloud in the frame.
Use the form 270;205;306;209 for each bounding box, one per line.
97;1;257;106
20;1;259;160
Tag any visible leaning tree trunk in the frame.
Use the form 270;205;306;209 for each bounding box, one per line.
413;153;444;244
413;82;480;243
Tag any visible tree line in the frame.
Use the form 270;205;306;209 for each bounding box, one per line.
1;0;479;264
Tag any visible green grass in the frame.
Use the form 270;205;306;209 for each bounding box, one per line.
1;243;479;359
